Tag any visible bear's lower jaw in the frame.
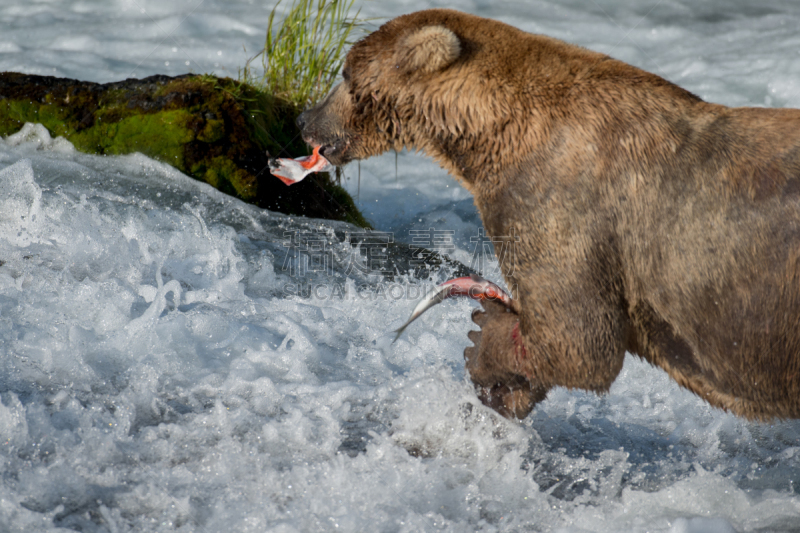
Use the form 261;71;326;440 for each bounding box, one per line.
318;143;338;160
303;137;352;167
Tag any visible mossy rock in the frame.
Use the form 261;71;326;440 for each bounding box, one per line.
0;72;368;227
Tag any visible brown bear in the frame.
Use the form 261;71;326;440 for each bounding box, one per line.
295;9;800;420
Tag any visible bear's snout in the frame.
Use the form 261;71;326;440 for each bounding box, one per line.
296;112;307;131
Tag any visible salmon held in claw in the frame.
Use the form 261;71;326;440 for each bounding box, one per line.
393;274;513;342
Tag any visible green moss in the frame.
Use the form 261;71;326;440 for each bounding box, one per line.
0;94;196;172
203;156;256;198
0;100;46;135
0;72;369;227
37;105;70;134
68;110;194;168
198;118;224;143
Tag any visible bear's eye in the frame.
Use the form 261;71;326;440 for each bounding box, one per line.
342;66;351;82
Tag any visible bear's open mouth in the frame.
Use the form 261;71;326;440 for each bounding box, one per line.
311;138;350;164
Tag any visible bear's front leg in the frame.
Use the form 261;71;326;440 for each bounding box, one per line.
464;300;549;418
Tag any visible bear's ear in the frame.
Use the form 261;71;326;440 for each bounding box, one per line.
395;25;461;75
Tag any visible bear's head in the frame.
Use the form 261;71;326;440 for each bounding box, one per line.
295;9;563;185
296;9;606;186
297;15;462;167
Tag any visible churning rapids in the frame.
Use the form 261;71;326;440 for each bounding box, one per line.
2;1;800;531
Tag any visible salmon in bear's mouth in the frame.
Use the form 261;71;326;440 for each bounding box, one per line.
268;145;334;185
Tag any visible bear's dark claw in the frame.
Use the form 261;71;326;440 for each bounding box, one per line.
464;300;546;419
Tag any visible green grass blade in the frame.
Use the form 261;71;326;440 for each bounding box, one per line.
242;0;364;109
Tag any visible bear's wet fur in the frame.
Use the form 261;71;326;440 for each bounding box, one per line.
298;9;800;420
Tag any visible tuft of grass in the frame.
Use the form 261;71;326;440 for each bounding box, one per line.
242;0;362;109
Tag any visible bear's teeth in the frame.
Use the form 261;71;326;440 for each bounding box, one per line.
268;146;333;185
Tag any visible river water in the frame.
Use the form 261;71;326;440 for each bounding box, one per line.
1;1;800;531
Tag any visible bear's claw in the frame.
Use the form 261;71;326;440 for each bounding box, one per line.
465;299;547;419
392;273;511;342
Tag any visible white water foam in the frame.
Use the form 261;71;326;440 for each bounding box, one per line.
2;1;800;531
